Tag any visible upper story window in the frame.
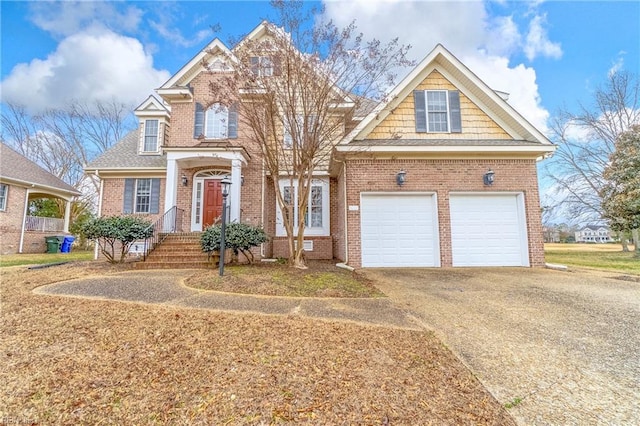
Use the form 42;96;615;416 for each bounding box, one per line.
284;114;316;149
414;90;462;133
250;56;273;77
143;119;159;152
194;103;238;139
0;184;8;211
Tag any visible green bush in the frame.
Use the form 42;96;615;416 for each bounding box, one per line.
201;222;268;263
81;216;153;263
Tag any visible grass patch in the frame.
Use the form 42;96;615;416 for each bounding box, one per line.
185;261;386;298
545;244;640;275
0;250;94;267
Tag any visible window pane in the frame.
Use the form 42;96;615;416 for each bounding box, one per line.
144;120;159;151
282;186;293;223
205;104;228;139
0;184;7;210
135;179;152;213
427;91;448;132
307;186;323;228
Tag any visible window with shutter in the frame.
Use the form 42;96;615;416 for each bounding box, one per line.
123;178;160;214
414;90;462;133
204;103;229;139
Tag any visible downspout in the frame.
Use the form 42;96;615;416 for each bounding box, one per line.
94;172;104;260
342;161;348;264
18;187;31;253
260;157;266;258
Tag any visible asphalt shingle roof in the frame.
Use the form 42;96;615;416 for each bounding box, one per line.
85;129;167;169
0;142;80;194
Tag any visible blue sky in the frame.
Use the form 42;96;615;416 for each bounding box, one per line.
1;0;639;205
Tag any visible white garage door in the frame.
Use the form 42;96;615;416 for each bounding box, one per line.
360;193;439;267
449;194;529;267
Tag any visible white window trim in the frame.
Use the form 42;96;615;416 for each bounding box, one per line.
425;90;450;133
251;56;273;77
204;104;229;139
0;183;8;211
140;119;161;154
134;178;152;214
275;178;329;237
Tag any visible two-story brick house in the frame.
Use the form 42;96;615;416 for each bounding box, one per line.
86;21;555;268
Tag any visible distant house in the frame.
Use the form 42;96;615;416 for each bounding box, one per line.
0;143;80;254
575;225;613;243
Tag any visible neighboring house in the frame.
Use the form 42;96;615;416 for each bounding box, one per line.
575;225;613;243
0;143;81;254
85;21;555;268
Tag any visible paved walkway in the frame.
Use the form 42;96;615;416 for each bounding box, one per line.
33;269;420;330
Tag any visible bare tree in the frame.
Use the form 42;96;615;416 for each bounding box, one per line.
1;99;135;192
208;2;413;267
545;71;639;235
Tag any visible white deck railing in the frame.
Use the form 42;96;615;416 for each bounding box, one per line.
25;216;65;232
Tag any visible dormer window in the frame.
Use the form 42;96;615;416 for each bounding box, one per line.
143;119;159;152
414;90;462;133
250;56;273;77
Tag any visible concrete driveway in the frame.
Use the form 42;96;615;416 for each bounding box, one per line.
364;267;640;425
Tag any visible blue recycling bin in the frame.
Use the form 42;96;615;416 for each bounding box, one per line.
61;236;76;253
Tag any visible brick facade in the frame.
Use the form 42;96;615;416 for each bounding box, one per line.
343;158;545;268
0;184;26;254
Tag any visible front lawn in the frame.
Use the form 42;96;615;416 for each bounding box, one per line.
0;262;513;424
0;250;94;267
545;243;640;275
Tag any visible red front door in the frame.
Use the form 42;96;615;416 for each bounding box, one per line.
203;179;223;228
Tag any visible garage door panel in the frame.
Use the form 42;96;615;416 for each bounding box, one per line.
361;194;439;267
450;194;529;267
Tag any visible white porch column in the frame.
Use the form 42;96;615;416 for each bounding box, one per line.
165;158;178;211
63;198;72;232
230;159;242;222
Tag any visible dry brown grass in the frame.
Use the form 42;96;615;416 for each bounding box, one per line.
1;261;514;425
545;243;635;252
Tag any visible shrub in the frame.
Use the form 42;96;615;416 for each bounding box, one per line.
201;222;268;263
81;216;153;263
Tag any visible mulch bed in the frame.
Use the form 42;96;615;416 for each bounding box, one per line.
0;261;514;424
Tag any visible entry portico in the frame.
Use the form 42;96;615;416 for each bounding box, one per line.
164;147;249;231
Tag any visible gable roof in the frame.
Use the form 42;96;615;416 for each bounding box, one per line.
84;129;167;173
342;44;553;146
0;143;80;196
134;95;170;119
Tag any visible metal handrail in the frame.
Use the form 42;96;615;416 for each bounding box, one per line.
142;206;184;261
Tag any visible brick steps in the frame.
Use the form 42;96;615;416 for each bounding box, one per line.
133;232;219;270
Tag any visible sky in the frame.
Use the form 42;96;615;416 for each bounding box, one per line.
1;0;639;216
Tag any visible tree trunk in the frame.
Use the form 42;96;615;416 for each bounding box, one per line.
621;231;630;252
632;228;640;258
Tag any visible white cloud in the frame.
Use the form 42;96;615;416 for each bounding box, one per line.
523;14;562;61
149;20;212;48
28;1;142;37
0;29;170;114
608;52;625;77
321;0;555;134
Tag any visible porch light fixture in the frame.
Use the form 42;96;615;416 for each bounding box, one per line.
483;169;495;186
219;176;232;277
181;174;188;186
396;170;407;186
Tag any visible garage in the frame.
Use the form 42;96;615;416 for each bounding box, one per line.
360;193;440;267
449;193;529;267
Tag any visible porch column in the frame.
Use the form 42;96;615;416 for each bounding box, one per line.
63;198;72;232
165;158;178;211
230;159;242;222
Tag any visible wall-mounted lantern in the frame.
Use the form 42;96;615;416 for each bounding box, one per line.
396;170;407;186
181;174;188;187
483;169;495;186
